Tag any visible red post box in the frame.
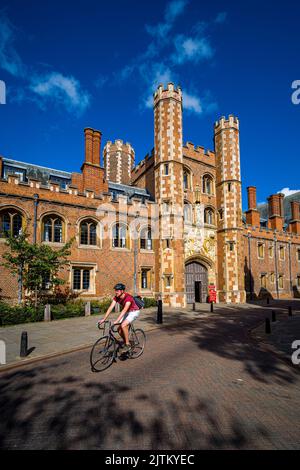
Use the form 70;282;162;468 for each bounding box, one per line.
208;284;217;303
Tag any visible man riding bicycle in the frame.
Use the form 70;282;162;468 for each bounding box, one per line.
98;283;140;354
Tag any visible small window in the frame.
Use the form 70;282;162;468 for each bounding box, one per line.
258;243;264;259
204;208;215;225
228;183;231;192
278;275;284;289
269;244;274;258
80;220;97;246
183;169;191;190
43;215;64;243
42;272;51;290
112;223;129;249
203;175;213;195
218;209;224;220
72;268;91;291
0;209;23;238
163;202;170;214
279;246;285;261
270;272;275;284
164;164;169;176
141;268;151;289
140;227;152;250
165;275;172;288
165;239;171;249
260;274;267;289
229;242;234;252
297;249;300;262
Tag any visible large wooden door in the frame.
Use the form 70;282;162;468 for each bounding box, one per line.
185;262;208;303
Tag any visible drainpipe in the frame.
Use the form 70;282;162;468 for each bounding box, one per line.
33;194;39;244
274;236;279;299
247;233;253;300
133;214;139;295
288;240;293;295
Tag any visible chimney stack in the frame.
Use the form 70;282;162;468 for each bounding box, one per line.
289;200;300;234
245;186;260;226
84;128;102;166
267;193;284;231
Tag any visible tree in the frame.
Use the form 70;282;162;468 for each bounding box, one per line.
2;231;73;305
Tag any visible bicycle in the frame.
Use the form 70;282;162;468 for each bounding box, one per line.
90;320;146;372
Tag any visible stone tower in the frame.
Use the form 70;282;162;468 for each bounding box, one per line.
214;115;246;303
153;83;186;307
103;140;135;185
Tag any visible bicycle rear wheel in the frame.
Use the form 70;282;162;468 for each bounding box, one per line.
90;335;116;372
129;328;146;359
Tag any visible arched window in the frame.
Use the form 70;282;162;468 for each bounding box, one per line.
204;207;215;225
80;220;97;246
140;227;152;250
0;209;23;237
203;174;214;195
42;215;64;243
183;168;192;190
112;223;129;249
184;203;193;224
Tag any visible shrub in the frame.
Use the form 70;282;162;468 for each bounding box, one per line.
143;297;157;308
0;301;44;326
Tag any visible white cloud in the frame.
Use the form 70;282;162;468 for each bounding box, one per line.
277;188;300;197
0;15;26;77
30;72;90;114
172;35;214;64
182;91;202;113
146;0;188;39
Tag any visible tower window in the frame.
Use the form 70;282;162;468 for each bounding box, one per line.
164;164;169;175
229;242;235;251
228;183;232;192
165;275;172;288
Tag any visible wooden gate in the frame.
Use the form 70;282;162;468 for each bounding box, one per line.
185;262;208;303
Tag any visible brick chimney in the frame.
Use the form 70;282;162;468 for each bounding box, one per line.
267;193;284;231
245;186;260;226
71;127;108;194
288;200;300;234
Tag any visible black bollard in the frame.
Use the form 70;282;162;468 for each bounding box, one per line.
20;331;28;357
210;302;214;313
272;310;276;322
192;302;196;311
265;318;271;334
157;300;163;324
288;306;292;317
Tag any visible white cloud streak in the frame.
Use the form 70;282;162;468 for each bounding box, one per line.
0;14;90;115
277;188;300;197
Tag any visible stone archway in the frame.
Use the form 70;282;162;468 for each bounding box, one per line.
185;262;208;303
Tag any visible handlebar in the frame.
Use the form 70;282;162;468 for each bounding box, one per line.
98;320;111;330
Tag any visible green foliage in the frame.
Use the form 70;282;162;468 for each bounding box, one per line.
0;301;44;326
1;231;74;305
90;298;113;314
143;297;157;308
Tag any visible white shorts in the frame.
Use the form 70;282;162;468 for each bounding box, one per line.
120;310;140;324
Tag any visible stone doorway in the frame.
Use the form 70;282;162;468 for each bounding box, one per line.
185;262;208;303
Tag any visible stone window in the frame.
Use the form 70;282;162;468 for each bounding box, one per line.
80;220;97;246
140;227;152;250
141;268;151;289
257;242;264;259
270;272;275;284
165;275;172;288
42;215;64;243
297;249;300;262
229;241;235;252
164;239;171;249
227;183;232;192
184;203;193;224
164;164;169;176
260;274;267;289
269;243;274;258
0;209;23;238
202;174;213;195
183;169;191;190
279;246;285;261
112;223;129;249
72;267;93;291
278;274;284;289
204;207;215;225
41;272;52;290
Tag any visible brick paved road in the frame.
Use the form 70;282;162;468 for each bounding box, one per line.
0;308;299;450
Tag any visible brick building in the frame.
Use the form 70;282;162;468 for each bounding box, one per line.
1;83;300;306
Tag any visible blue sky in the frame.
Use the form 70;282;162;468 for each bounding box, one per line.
0;0;299;209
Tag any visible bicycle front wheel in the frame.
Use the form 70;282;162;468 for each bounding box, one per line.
130;328;146;359
90;335;116;372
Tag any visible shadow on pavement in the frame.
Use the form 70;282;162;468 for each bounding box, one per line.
0;360;270;450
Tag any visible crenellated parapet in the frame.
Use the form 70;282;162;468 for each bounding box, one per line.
153;82;182;108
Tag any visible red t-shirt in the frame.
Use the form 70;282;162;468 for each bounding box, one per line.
113;293;139;312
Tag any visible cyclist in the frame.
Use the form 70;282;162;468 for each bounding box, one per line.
98;283;140;354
